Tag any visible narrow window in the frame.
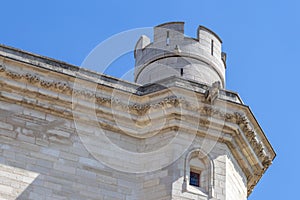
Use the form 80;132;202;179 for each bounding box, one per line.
190;170;200;187
180;68;183;76
166;31;170;46
211;40;214;56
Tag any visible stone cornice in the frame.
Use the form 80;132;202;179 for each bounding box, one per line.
0;48;275;196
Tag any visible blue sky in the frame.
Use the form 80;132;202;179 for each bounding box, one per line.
1;1;299;199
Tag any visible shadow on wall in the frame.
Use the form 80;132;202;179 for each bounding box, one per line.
0;163;39;199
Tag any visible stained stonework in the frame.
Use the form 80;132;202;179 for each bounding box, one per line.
0;22;275;200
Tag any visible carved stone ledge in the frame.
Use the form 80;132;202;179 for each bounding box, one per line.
6;70;22;79
0;65;72;94
0;64;272;170
95;96;111;105
129;104;150;115
24;73;40;83
196;106;271;169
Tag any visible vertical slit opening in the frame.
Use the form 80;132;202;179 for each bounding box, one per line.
180;68;183;76
211;40;214;56
166;31;170;46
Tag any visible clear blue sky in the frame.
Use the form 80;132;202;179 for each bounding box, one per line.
1;1;299;199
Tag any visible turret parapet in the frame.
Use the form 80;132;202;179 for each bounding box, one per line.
134;22;227;88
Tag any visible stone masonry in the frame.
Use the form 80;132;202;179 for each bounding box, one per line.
0;22;275;200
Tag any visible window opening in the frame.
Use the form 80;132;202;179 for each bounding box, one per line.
190;170;200;187
166;31;170;46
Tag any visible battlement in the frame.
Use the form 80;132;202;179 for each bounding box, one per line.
134;22;227;88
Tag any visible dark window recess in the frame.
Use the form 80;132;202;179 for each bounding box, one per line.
166;31;170;46
180;68;183;76
190;171;200;187
211;40;214;56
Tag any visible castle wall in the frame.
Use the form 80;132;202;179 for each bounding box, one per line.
0;23;275;200
0;100;174;200
226;154;247;200
0;98;247;200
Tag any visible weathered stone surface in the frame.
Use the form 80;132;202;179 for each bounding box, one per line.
0;22;275;200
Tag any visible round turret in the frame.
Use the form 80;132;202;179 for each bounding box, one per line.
134;22;227;88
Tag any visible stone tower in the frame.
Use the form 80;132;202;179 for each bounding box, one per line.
132;22;276;199
0;22;275;200
134;22;226;87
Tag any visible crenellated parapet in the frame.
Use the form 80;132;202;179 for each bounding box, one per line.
134;22;227;88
